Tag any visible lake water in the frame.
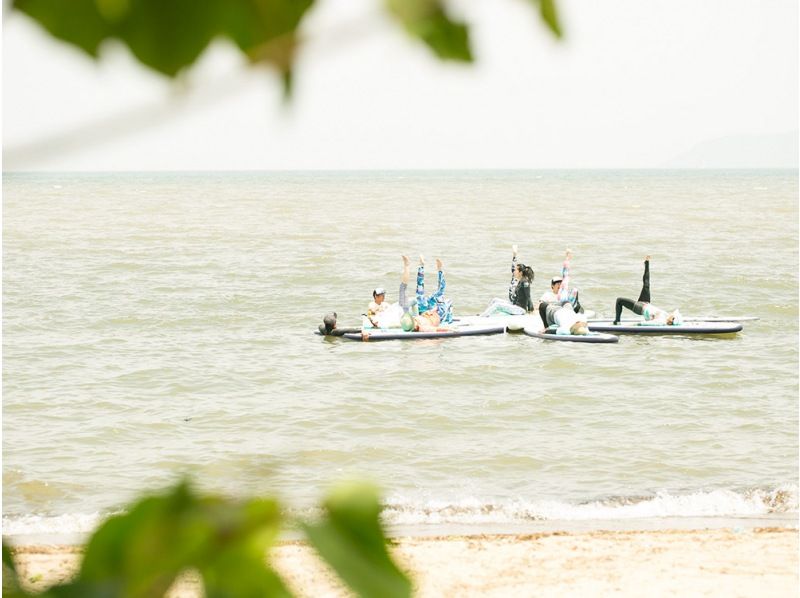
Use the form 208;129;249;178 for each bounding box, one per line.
3;170;798;544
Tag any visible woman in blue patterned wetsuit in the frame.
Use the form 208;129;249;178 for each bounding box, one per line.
395;255;452;331
415;255;453;324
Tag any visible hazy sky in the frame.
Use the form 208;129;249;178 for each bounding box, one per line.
3;0;798;170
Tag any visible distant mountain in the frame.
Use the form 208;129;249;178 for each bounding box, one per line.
665;131;798;168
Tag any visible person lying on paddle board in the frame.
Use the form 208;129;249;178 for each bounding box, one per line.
534;250;590;335
480;244;535;316
390;255;452;333
318;312;360;336
363;255;453;330
539;249;583;313
613;256;683;325
537;302;590;335
415;254;454;324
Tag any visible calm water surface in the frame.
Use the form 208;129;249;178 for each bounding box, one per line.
3;170;798;542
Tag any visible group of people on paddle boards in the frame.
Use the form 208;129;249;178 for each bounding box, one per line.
482;246;591;335
365;255;454;333
320;247;682;336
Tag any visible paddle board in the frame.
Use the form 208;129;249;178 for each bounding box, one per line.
455;314;539;332
588;316;757;323
456;310;594;332
344;322;506;341
522;326;619;343
587;321;743;334
314;327;361;337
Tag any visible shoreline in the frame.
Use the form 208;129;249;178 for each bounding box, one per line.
9;527;798;596
5;512;797;548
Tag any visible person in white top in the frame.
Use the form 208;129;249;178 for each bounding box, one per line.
366;287;390;327
539;249;583;313
539;275;562;304
536;250;589;335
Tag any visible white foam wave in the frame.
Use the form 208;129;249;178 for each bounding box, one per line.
382;485;798;526
2;512;109;537
3;486;796;538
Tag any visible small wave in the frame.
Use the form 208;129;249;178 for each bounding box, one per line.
2;512;110;537
381;485;798;525
3;486;796;540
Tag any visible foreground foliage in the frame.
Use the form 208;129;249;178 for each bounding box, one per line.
2;481;411;597
13;0;562;95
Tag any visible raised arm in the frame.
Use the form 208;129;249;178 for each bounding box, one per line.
512;245;519;277
556;249;572;301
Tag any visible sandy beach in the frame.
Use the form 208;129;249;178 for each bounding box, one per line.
9;527;798;597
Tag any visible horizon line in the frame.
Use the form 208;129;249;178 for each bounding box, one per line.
3;166;799;175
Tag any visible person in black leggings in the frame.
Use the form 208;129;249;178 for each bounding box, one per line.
613;256;679;325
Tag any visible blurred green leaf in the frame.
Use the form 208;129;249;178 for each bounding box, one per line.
3;542;28;598
3;542;19;577
13;0;562;101
220;0;314;99
304;482;412;598
6;480;412;598
222;0;312;59
13;0;112;57
94;0;130;23
200;545;292;598
77;481;199;594
194;497;290;596
386;0;472;61
70;481;286;597
535;0;562;38
114;0;223;77
12;0;316;92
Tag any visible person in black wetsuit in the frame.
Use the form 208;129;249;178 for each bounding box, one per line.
319;312;342;335
514;264;535;312
318;312;360;336
480;245;536;316
613;256;681;325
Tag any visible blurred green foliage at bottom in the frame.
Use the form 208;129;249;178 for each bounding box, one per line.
2;480;411;598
